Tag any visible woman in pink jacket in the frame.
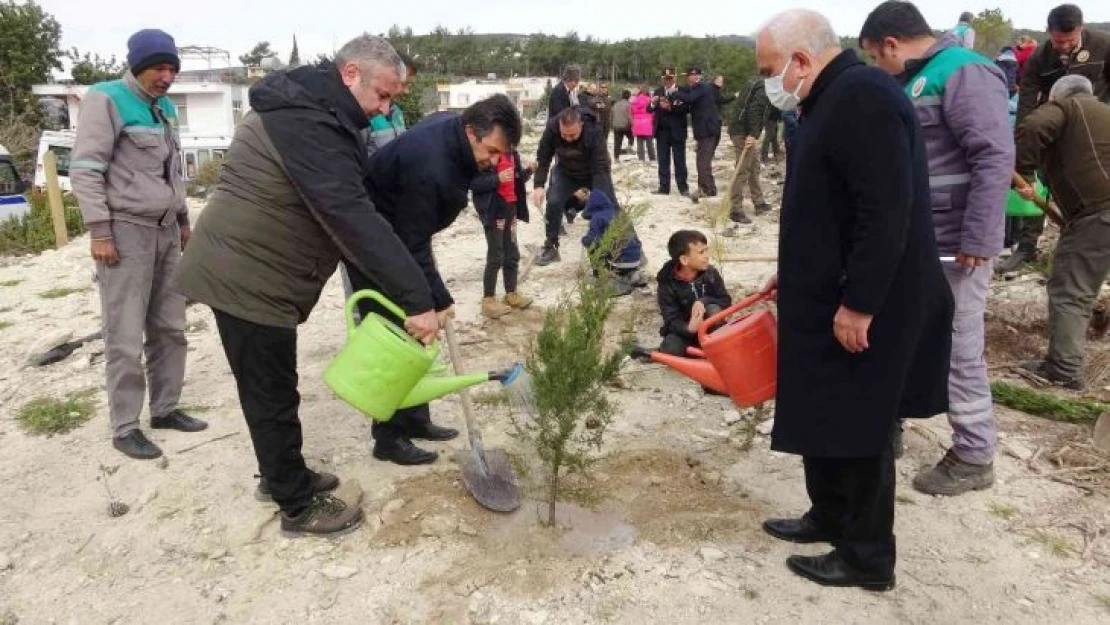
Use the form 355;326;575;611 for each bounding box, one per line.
630;86;657;163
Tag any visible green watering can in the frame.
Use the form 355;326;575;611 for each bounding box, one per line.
323;290;511;422
1007;177;1046;218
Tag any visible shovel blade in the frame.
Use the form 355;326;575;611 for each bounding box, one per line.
456;448;521;513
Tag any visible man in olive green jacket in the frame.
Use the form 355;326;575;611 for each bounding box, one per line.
176;36;439;537
1015;75;1110;391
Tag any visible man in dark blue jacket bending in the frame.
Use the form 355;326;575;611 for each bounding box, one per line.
346;94;523;466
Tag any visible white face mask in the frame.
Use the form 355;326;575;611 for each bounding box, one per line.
765;58;804;111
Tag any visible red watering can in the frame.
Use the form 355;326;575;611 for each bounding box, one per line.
633;293;777;408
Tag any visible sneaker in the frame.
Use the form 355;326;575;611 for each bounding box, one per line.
481;297;513;319
730;211;752;225
280;493;364;537
1019;360;1083;390
256;470;340;503
995;248;1035;274
754;203;773;216
503;292;533;309
912;450;994;496
535;244;560;266
113;430;163;460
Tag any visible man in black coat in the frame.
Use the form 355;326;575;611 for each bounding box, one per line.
676;66;725;197
531;106;616;266
755;10;954;591
647;68;690;196
547;65;582;120
347;94;523;466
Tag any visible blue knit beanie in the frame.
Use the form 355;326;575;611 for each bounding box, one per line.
127;29;180;76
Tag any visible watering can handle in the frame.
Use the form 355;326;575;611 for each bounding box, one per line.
698;292;768;346
345;290;407;338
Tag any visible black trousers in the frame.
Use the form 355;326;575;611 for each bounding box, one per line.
656;134;688;193
342;262;436;445
1014;214;1046;253
544;167;591;245
213;309;313;513
613;129;633;160
695;135;720;195
482;207;520;297
802;449;896;577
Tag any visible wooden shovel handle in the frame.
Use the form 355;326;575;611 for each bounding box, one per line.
1012;172;1066;228
443;319;482;445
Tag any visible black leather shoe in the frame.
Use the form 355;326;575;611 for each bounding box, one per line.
373;438;438;465
255;470;339;503
151;410;209;432
407;423;459;441
762;517;836;544
113;430;163;460
786;552;895;592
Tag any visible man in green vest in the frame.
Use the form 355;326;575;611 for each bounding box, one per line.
70;29;207;460
861;1;1014;496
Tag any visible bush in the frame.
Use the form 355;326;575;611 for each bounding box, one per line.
0;190;85;256
194;159;222;188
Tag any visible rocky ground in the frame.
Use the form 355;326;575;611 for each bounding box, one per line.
1;139;1108;624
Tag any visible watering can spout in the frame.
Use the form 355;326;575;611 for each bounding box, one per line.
398;372;492;409
648;351;729;395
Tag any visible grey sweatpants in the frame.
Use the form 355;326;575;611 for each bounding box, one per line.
1046;211;1110;381
943;263;996;465
96;221;186;437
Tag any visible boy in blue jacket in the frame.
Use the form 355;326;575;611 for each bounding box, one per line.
580;191;646;296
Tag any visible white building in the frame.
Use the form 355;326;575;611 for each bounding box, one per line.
33;68;249;179
32;74;248;137
437;77;558;117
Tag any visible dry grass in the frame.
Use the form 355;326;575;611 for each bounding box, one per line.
0;279;22;287
39;287;85;300
989;502;1020;521
1028;530;1075;558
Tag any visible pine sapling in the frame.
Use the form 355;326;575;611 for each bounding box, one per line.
512;205;639;525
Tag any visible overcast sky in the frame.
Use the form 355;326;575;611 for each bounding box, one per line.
36;0;1107;64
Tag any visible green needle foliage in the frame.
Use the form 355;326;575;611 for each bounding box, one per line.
514;204;642;525
991;381;1108;423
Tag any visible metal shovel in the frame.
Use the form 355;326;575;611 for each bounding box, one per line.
443;318;521;512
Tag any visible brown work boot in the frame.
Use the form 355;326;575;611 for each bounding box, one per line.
503;292;533;309
280;493;364;537
481;297;513;319
912;450;994;496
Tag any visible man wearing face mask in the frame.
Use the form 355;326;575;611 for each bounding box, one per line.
1003;3;1110;273
349;94;523;465
177;36;436;536
756;9;953;590
860;1;1013;497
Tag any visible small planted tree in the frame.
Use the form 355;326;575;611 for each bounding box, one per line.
512;206;640;525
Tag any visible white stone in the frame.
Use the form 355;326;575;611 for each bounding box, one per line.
382;498;405;515
521;610;549;625
1093;413;1110;454
24;329;74;365
420;515;458;538
320;565;359;580
0;553;11;571
458;522;478;537
756;418;775;435
1003;442;1035;462
724;411;743;426
698;546;726;562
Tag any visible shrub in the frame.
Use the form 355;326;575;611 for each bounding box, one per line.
0;190;85;256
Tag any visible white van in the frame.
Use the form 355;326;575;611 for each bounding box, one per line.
0;144;30;220
33;129;76;192
33;130;231;190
